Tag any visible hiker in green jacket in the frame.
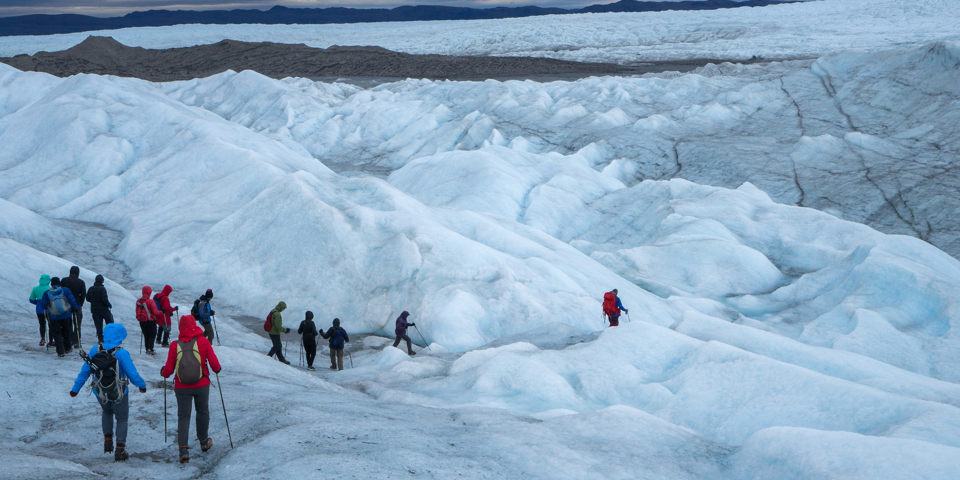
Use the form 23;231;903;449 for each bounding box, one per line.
266;301;290;365
29;274;52;347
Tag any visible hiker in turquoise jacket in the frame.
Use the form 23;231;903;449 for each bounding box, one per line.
28;274;51;346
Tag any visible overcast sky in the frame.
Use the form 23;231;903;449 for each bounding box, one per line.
0;0;639;17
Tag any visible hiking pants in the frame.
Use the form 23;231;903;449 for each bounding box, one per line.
267;334;286;362
175;385;210;448
91;309;112;344
36;313;46;340
608;315;620;327
159;324;172;345
393;334;413;353
49;318;72;355
139;320;157;352
329;348;344;370
72;310;83;345
99;394;130;445
303;338;317;367
202;322;215;344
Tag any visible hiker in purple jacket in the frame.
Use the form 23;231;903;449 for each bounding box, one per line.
392;311;416;356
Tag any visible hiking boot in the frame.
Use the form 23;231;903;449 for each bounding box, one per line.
104;435;113;453
58;353;65;358
161;343;169;348
307;366;315;371
179;447;190;463
280;360;290;365
64;348;73;355
39;339;45;346
329;365;337;370
200;437;213;452
408;351;417;356
114;444;128;462
146;350;156;356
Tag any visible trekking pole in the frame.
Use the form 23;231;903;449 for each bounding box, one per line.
73;311;82;350
139;332;143;354
163;378;168;443
348;351;353;368
627;312;632;323
299;341;303;367
214;372;234;449
212;315;221;346
413;325;428;349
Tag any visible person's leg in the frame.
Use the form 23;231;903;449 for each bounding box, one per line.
392;335;402;348
609;315;619;327
49;318;66;356
114;395;129;446
329;348;337;369
161;324;171;346
203;322;215;344
146;321;157;352
92;310;105;344
305;340;316;367
36;313;46;344
267;334;281;357
176;388;195;449
336;348;344;370
403;334;413;353
195;386;210;443
100;397;114;440
138;321;149;351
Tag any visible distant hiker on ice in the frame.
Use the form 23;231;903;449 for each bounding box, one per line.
266;301;291;365
41;277;79;357
61;266;86;347
70;323;147;462
154;285;176;348
320;318;349;370
161;315;222;464
28;274;51;347
86;274;113;344
602;289;628;327
193;289;216;344
136;286;161;355
393;311;416;356
298;311;318;370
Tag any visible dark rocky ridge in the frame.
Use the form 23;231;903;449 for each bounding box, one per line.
0;36;634;82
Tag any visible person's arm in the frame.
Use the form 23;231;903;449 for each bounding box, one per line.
118;350;147;390
148;299;162;320
77;280;86;306
29;295;37;305
343;329;349;343
64;288;79;311
616;297;627;313
319;327;330;339
71;348;94;393
160;343;178;378
104;288;112;309
298;321;305;335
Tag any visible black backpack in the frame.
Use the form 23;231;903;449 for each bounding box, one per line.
191;297;201;318
332;328;346;349
79;345;129;403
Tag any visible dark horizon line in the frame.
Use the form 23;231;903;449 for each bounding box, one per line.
0;0;800;37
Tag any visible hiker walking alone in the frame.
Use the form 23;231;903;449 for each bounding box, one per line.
136;286;161;355
392;311;416;356
61;266;86;347
320;318;350;370
86;275;113;344
194;289;216;344
266;301;290;365
298;311;318;370
602;289;628;327
154;285;176;348
28;274;51;347
69;323;147;462
41;277;79;357
160;315;222;464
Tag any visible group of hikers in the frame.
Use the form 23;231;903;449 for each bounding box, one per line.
30;267;628;465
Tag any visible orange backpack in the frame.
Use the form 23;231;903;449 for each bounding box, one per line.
602;292;618;316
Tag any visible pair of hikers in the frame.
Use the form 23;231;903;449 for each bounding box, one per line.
298;311;350;371
70;316;221;464
29;267;86;353
135;284;178;355
602;289;628;327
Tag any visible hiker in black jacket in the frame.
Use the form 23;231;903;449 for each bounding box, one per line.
86;275;113;344
297;311;319;371
60;266;86;348
319;318;349;371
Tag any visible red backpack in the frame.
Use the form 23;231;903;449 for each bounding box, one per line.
264;311;273;332
602;292;618;316
136;298;152;322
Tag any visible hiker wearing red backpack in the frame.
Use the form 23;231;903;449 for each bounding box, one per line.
602;289;628;327
161;315;221;464
136;286;162;355
265;301;291;365
153;285;176;348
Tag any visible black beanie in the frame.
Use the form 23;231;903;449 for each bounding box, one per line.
95;274;104;285
205;289;213;299
333;318;340;327
69;266;80;276
305;311;314;320
50;277;60;286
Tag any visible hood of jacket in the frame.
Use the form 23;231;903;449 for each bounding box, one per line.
31;275;51;298
102;323;128;350
94;274;104;285
178;315;204;342
274;301;287;311
160;285;172;296
38;275;51;288
141;285;152;299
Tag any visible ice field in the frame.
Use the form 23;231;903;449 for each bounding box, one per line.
2;0;960;478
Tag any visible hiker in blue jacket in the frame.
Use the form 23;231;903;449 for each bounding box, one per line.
40;277;79;357
320;318;349;370
70;323;147;462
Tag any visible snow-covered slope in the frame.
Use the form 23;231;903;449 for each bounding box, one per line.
1;0;959;63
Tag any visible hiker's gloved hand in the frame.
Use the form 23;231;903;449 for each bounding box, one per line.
69;390;78;397
210;310;215;315
174;306;179;311
409;323;415;326
624;309;629;313
139;388;147;393
286;328;291;333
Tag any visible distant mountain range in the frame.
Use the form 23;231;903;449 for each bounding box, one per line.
0;0;797;37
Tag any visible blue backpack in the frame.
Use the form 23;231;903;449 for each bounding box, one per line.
332;328;346;349
47;288;70;317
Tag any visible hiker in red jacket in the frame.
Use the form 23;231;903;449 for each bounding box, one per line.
160;315;221;464
153;285;176;347
602;289;628;327
136;286;162;355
